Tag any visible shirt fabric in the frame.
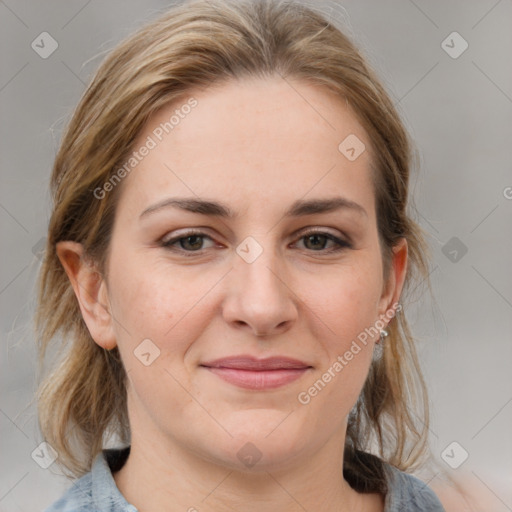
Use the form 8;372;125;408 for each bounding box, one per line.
43;447;446;511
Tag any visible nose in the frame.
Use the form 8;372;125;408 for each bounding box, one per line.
222;246;298;338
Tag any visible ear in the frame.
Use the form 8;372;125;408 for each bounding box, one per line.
377;237;408;320
56;241;117;350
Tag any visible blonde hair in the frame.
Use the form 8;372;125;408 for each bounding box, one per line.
36;0;435;493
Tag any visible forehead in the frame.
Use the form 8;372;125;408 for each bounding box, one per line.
117;76;375;219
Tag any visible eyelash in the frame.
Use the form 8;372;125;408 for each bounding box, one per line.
160;229;352;256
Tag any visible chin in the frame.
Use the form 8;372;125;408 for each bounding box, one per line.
222;409;303;442
210;412;310;471
209;440;306;474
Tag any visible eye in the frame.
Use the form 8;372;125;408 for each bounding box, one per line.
161;230;216;254
294;229;352;253
160;228;352;256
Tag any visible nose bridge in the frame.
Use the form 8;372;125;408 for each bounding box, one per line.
223;237;297;335
240;245;284;299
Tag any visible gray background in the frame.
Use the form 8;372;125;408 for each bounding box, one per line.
1;0;511;510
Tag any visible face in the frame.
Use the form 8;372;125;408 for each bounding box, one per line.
77;76;406;472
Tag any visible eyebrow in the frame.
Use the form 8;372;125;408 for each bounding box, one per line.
139;196;368;219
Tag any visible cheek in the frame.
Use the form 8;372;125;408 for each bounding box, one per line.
298;266;381;399
107;253;218;364
304;264;382;341
110;271;176;338
107;261;202;418
106;251;167;348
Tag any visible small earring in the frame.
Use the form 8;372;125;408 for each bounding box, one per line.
379;329;389;343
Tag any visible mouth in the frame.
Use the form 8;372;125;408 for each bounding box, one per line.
200;355;313;390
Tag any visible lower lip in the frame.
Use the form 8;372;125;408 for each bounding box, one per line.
203;367;310;390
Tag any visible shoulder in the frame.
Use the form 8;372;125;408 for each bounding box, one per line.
42;447;136;512
383;463;446;512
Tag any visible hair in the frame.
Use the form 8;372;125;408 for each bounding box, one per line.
36;0;436;495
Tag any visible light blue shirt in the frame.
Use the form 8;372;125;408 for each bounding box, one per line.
44;447;446;511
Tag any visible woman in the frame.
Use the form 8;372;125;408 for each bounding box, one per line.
37;0;449;510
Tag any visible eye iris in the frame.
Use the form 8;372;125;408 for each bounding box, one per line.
181;235;203;250
304;233;327;250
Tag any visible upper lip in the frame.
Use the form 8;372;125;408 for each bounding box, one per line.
200;355;312;370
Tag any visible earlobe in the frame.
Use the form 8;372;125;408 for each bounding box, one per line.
56;241;117;350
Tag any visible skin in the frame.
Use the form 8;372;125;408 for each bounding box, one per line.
57;76;408;512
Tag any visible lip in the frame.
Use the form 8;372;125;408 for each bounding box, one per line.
201;355;311;370
200;355;312;390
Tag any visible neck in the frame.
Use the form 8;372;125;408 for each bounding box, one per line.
112;393;385;512
113;430;383;512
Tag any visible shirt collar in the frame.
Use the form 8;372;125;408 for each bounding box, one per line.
91;446;138;511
